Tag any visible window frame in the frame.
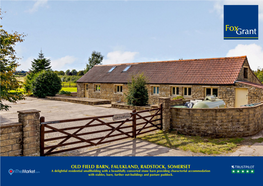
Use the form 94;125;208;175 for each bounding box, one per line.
151;86;160;95
94;84;101;92
115;84;123;93
171;86;180;96
183;87;192;96
205;87;219;97
243;67;248;79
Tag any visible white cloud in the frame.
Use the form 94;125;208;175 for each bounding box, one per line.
27;0;49;13
51;56;77;70
226;44;263;70
102;51;138;65
16;55;77;71
17;57;34;71
213;0;263;20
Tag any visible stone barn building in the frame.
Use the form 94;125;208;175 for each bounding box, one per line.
77;56;263;108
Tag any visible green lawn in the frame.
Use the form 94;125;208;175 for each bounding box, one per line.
138;131;263;155
62;82;77;87
9;87;77;94
61;87;77;92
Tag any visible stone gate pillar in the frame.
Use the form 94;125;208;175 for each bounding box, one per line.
18;109;41;156
159;97;171;131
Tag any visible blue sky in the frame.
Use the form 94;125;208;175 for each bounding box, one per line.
1;0;263;71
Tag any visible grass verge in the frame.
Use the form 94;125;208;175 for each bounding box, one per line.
138;131;263;155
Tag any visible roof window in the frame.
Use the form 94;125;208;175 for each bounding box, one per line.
123;65;131;72
108;66;116;72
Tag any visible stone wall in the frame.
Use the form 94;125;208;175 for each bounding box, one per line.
0;123;23;156
0;109;41;156
77;83;85;97
77;82;263;108
171;103;263;137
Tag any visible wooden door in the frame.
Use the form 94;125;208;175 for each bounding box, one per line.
235;88;248;107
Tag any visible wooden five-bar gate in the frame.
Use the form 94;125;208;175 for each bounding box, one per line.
40;104;162;156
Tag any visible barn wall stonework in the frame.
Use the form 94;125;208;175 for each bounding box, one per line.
77;82;263;107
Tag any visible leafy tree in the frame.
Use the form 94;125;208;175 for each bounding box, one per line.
0;9;25;110
77;70;84;76
58;70;65;75
71;69;77;75
125;73;149;106
24;71;42;94
30;50;51;73
254;68;263;83
65;69;70;75
84;51;103;73
32;70;62;98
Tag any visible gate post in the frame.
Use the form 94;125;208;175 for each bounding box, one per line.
40;117;45;156
159;97;171;131
132;109;136;138
17;109;41;156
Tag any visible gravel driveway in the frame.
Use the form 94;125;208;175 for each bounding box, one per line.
1;97;262;156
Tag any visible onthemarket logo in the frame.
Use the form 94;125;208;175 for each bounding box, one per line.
8;168;40;175
224;5;258;40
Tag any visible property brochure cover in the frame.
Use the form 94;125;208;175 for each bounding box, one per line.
1;0;263;186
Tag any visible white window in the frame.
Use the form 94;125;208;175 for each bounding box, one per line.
205;88;218;97
152;86;159;95
115;85;123;93
183;87;192;96
171;87;180;95
94;85;100;92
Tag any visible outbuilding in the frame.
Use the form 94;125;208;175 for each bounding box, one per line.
77;56;263;108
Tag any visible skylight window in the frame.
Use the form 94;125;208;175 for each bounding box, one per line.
108;66;116;72
123;65;131;72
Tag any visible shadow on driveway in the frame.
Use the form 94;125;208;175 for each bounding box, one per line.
53;139;193;157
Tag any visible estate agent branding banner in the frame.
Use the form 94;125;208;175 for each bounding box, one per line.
1;157;263;185
224;5;258;40
1;1;263;186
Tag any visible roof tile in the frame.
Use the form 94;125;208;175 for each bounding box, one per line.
77;56;247;85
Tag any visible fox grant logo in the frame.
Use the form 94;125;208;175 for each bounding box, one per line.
224;5;258;40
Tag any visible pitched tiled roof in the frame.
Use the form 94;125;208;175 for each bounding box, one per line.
77;56;247;85
236;81;263;89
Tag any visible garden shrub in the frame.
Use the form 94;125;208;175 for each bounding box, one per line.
125;73;148;106
32;70;62;98
59;90;71;96
24;71;42;94
61;76;67;82
172;96;184;100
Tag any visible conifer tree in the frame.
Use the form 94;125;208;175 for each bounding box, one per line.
30;50;51;73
